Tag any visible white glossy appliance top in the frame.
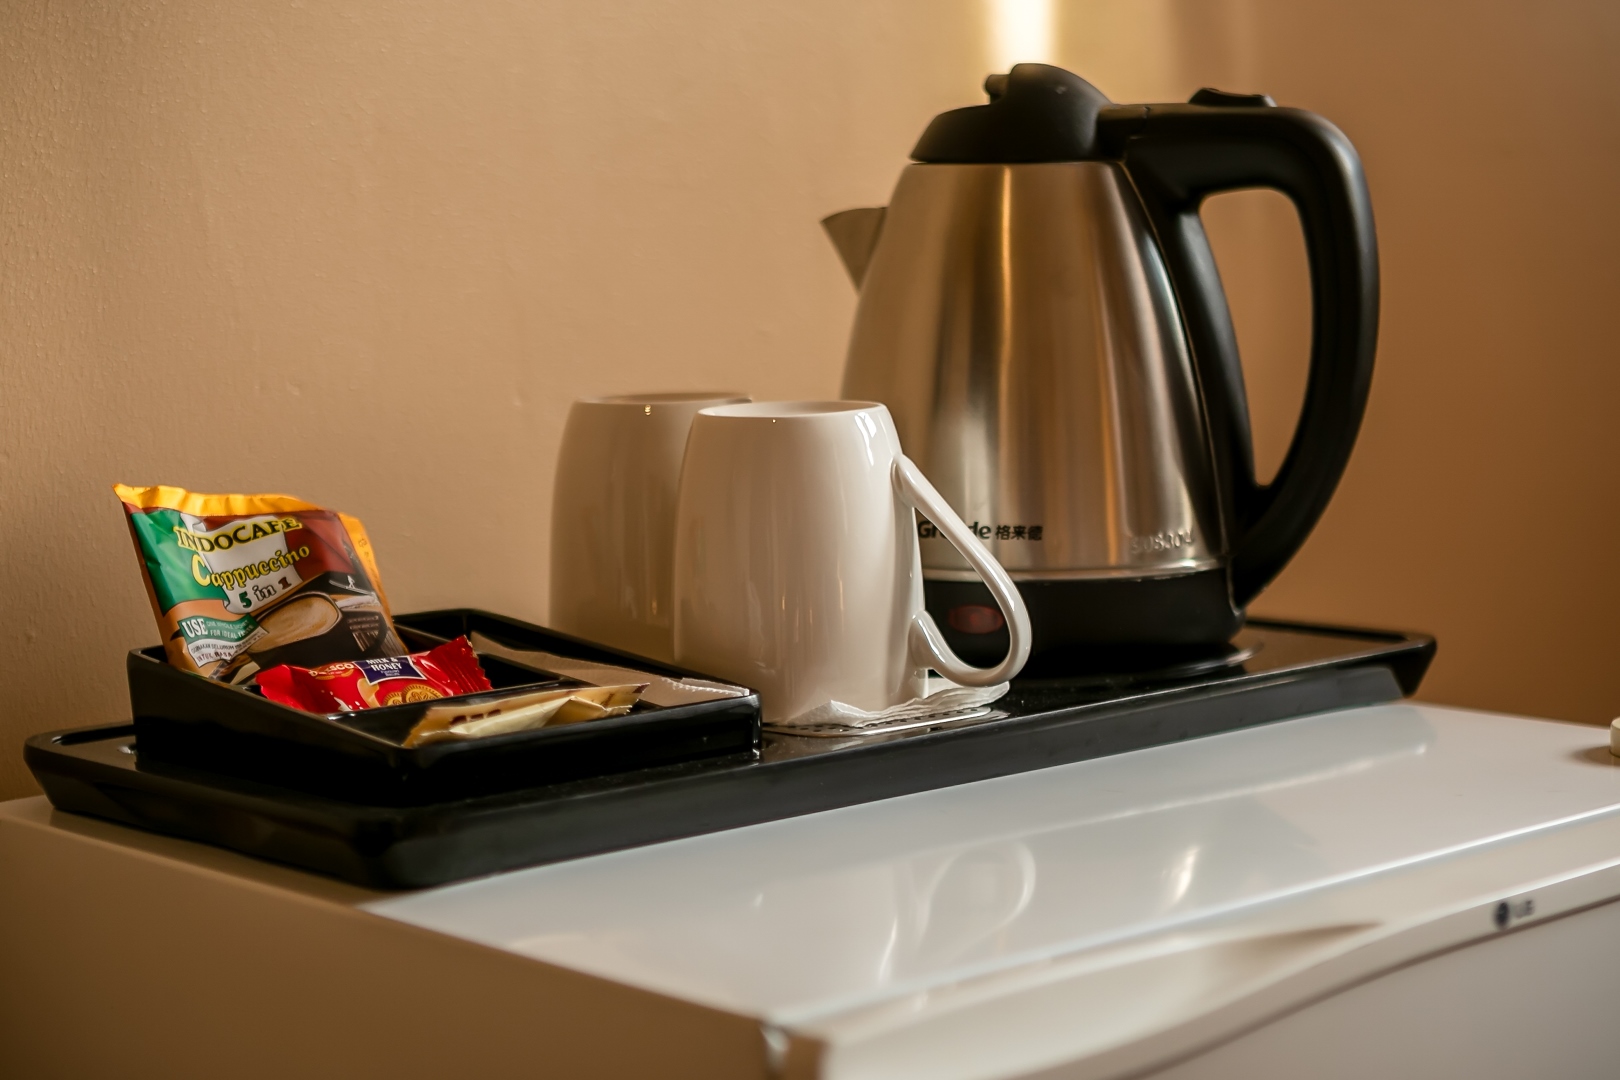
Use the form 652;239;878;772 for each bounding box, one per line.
365;705;1620;1076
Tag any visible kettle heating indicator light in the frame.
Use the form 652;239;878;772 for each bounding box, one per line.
948;605;1007;635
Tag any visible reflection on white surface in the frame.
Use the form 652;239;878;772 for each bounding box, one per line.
1164;845;1200;907
364;706;1620;1023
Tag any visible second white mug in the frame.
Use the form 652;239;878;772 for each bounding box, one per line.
672;401;1030;721
550;391;749;662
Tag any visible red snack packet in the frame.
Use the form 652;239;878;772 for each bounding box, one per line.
258;636;492;714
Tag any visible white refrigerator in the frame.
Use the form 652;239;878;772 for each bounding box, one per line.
360;702;1620;1079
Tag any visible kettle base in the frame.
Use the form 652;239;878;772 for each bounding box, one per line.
926;569;1244;677
1015;640;1258;684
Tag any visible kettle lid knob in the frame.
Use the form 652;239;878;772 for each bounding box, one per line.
1187;87;1277;108
911;63;1113;164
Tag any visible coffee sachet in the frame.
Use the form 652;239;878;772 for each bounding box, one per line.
115;484;406;681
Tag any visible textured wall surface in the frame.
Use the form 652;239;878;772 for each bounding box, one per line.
0;0;986;798
2;0;1617;798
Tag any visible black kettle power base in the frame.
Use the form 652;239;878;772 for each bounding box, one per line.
926;572;1246;672
26;619;1433;890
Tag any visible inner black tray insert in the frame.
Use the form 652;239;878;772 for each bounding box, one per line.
127;609;762;804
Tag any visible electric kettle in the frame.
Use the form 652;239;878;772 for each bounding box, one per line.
823;64;1377;667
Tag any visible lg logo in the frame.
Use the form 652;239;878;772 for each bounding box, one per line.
1494;897;1534;929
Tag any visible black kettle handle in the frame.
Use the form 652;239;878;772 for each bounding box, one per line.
1102;97;1378;608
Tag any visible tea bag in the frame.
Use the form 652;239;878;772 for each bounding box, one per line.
404;683;648;747
469;632;747;708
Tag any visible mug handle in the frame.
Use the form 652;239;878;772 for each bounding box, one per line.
893;455;1033;686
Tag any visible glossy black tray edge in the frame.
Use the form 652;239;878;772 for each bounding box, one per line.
27;621;1434;889
1228;617;1431;697
127;608;763;804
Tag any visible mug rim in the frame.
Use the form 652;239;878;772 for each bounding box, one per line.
698;400;885;420
577;391;750;407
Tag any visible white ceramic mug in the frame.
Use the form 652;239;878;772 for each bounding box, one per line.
550;391;749;662
672;401;1030;721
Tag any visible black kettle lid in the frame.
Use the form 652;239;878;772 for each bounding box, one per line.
912;63;1114;163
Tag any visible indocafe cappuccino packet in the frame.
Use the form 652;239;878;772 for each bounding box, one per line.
114;484;407;682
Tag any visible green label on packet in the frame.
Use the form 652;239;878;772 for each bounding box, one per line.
127;507;220;612
175;613;264;668
128;505;310;617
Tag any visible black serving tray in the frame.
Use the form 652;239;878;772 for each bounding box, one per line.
30;619;1433;889
127;609;761;805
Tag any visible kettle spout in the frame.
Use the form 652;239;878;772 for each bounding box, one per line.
821;207;887;289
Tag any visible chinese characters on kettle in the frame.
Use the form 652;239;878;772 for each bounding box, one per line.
918;519;1044;542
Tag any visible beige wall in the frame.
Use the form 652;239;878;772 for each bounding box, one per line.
2;0;1617;799
1174;0;1620;728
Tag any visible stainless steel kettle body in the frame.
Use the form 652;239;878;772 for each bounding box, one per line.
827;65;1378;667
